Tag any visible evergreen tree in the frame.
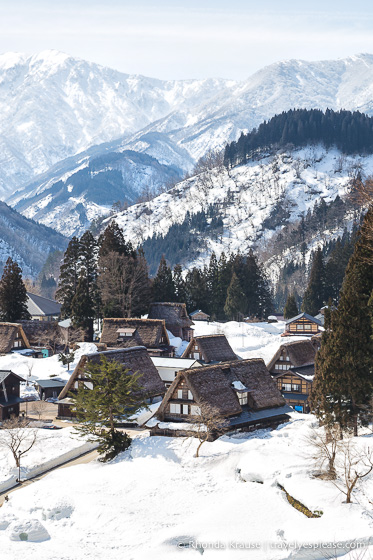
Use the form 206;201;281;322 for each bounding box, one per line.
283;293;298;319
98;221;135;258
71;232;99;339
302;248;326;316
152;255;175;302
207;252;220;319
55;236;80;318
173;264;187;304
72;357;149;462
311;208;373;434
0;257;31;322
185;267;209;311
224;272;247;321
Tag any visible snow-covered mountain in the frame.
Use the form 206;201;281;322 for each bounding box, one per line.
0;50;230;198
106;146;369;278
3;51;373;206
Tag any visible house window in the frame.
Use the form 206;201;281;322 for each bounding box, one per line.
282;383;292;392
296;324;304;331
13;340;21;348
238;392;248;405
170;403;181;414
304;324;312;330
292;384;301;392
190;405;201;415
279;355;284;361
188;390;193;400
182;405;189;415
193;352;199;359
177;389;183;399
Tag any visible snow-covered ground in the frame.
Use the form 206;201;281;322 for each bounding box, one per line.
1;417;372;558
0;427;88;484
0;343;99;398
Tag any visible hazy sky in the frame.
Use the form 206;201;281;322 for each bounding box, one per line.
1;0;373;80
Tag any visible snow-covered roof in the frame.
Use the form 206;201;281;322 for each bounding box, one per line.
151;357;201;369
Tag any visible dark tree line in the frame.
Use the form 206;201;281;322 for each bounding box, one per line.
56;222;151;338
224;108;373;169
152;250;274;321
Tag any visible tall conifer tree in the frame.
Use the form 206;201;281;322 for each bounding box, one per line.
302;248;326;316
0;258;30;322
152;255;175;302
283;293;298;319
311;208;373;434
224;272;247;321
55;236;80;318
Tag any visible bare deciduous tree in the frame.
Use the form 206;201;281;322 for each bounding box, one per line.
0;418;38;468
31;399;49;421
332;440;373;504
189;400;228;458
306;423;342;480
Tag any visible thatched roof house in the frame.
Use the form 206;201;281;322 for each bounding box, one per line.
148;302;194;341
154;359;291;437
267;339;316;375
58;346;166;418
100;318;173;356
0;323;30;354
181;334;237;364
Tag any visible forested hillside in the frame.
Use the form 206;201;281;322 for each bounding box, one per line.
224;109;373;168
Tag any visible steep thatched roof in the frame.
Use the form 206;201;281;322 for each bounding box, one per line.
157;358;285;419
59;346;166;400
20;320;62;348
100;318;170;349
182;334;237;363
0;323;30;354
267;339;316;371
148;302;193;328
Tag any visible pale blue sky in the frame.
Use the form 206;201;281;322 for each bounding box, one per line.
1;0;373;79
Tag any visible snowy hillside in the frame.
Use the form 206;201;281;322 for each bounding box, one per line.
3;51;373;201
106;146;368;277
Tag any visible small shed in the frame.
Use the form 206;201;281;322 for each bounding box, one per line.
189;310;210;322
35;379;66;400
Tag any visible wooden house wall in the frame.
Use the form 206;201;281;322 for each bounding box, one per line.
0;403;20;421
275;373;309;395
286;318;319;334
163;378;199;419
